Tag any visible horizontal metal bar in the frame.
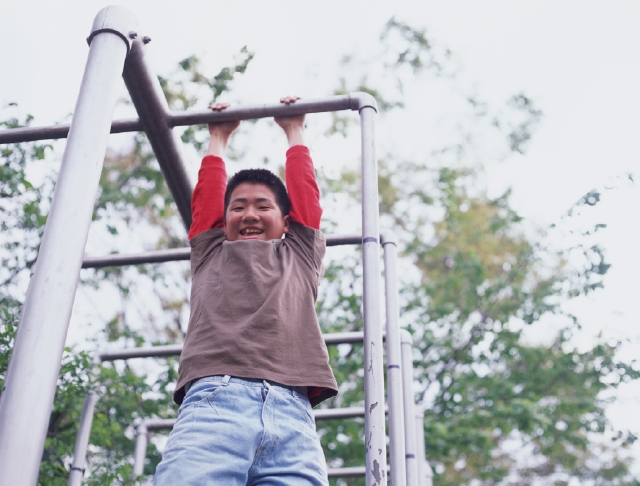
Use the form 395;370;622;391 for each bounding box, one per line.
327;466;392;478
82;248;190;268
138;407;371;434
139;419;176;432
97;344;183;362
0;94;366;145
323;331;369;346
96;332;368;362
326;234;363;247
81;234;363;269
313;407;366;421
169;95;356;127
0;118;142;144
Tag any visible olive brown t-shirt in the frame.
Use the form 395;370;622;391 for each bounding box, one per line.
174;221;338;407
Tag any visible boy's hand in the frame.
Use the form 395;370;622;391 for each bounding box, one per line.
274;96;305;147
206;102;240;157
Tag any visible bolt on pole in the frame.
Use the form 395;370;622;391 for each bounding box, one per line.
0;6;136;485
357;95;388;486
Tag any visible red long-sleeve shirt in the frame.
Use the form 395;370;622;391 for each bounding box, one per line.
188;145;322;240
187;145;326;401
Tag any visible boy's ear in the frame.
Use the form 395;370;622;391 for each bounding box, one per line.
283;215;291;234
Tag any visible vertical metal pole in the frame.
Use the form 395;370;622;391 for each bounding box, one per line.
382;233;406;486
358;95;387;486
0;7;136;485
400;330;420;485
132;422;149;482
69;392;99;486
415;409;433;486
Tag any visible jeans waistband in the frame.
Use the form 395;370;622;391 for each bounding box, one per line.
189;375;307;397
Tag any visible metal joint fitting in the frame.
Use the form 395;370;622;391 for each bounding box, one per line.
349;91;378;112
400;329;414;346
380;231;398;247
86;5;138;54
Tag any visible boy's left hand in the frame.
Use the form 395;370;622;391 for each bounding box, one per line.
275;96;305;147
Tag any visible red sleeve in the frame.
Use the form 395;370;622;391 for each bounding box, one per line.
188;155;227;240
285;145;322;230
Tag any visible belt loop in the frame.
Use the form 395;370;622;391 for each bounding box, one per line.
222;375;230;386
263;380;271;389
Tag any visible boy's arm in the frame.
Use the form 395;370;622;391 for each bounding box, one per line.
187;103;239;240
275;97;322;230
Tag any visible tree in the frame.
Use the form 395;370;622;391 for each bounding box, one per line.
1;17;638;486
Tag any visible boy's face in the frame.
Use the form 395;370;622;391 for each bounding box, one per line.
225;182;290;242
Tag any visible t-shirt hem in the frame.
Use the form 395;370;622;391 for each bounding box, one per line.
174;366;338;407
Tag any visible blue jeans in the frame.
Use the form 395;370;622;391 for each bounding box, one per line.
154;375;329;485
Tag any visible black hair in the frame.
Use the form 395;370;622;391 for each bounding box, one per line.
224;169;291;217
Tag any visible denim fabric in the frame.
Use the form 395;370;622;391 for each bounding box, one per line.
154;376;329;485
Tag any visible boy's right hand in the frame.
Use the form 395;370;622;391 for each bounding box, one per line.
206;103;240;157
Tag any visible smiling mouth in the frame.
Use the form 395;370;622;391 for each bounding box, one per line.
240;228;264;236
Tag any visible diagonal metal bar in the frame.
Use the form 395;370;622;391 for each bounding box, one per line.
122;38;194;228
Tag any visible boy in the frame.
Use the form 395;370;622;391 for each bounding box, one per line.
154;97;338;485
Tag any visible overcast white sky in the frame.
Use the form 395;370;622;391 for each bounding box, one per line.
1;0;639;473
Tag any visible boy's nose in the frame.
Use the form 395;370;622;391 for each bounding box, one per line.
243;206;259;221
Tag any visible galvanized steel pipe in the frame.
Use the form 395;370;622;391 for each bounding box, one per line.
122;38;194;229
68;392;99;486
415;408;434;486
80;234;363;269
0;93;367;145
0;7;136;485
382;232;407;486
357;97;388;486
401;330;420;485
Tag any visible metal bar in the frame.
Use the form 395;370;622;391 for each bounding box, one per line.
0;94;365;145
68;392;98;486
95;332;371;362
169;95;356;126
358;97;387;486
122;38;194;229
97;344;183;362
0;8;136;485
327;234;362;247
315;407;364;421
0;119;142;144
80;234;363;269
415;408;433;486
323;331;369;346
132;406;374;434
132;422;148;480
382;233;407;486
400;330;420;485
328;466;367;478
82;247;190;268
130;407;375;478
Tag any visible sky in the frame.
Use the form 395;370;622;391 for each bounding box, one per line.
1;0;639;474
